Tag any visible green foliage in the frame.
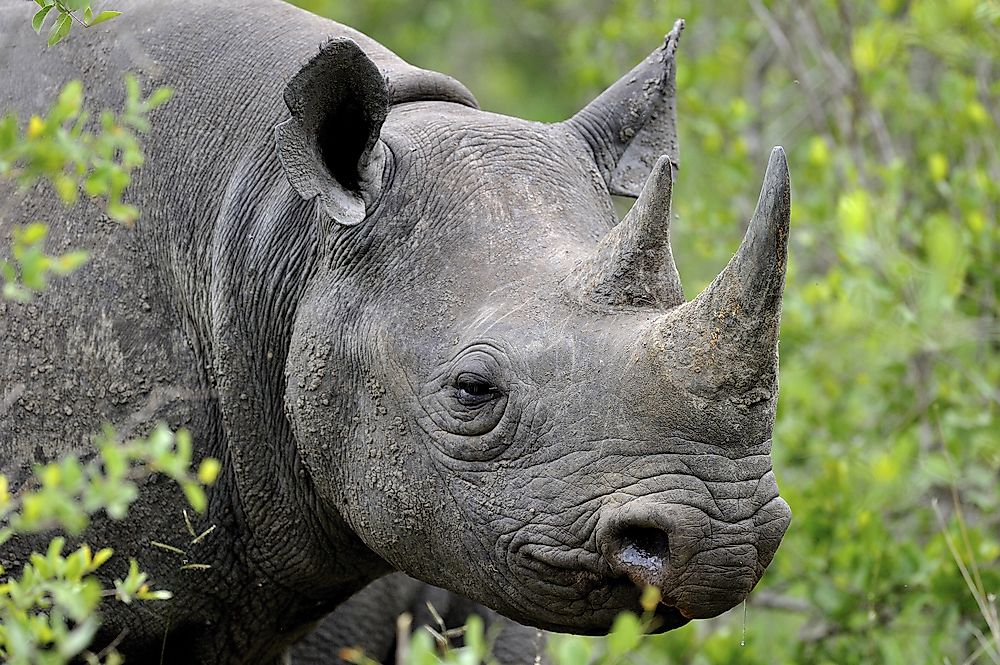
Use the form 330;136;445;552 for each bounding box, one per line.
293;0;999;662
0;77;173;225
1;425;214;544
1;11;204;665
0;77;172;300
0;426;217;664
31;0;121;47
0;223;88;302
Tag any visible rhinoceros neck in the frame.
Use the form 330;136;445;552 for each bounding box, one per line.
0;0;408;659
123;0;397;621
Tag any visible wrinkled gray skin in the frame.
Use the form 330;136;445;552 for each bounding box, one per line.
290;573;547;665
0;0;793;662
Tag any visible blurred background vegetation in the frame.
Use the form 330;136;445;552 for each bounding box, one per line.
289;0;1000;663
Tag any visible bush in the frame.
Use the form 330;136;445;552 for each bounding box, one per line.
1;9;215;663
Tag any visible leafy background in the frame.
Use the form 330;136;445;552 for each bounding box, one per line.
287;0;1000;663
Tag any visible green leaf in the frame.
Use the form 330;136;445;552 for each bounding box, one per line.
197;458;221;485
552;636;593;665
606;612;643;657
19;222;48;245
54;80;84;118
182;483;207;513
0;113;16;151
124;73;140;105
87;10;121;26
3;282;32;302
106;201;138;224
47;12;72;46
144;86;175;111
32;4;54;33
53;173;79;205
52;250;89;275
56;617;99;658
463;615;486;658
92;547;114;569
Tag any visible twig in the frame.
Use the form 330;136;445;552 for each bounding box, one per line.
748;0;836;142
749;590;812;613
91;627;128;660
394;613;412;665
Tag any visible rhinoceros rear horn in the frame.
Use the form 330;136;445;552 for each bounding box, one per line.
276;38;389;226
568;155;684;309
563;20;684;198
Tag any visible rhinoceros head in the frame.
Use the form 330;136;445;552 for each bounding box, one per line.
279;24;791;633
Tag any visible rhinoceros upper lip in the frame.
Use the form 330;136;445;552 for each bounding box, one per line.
517;542;610;579
509;540;693;634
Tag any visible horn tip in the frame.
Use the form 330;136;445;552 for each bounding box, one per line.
640;155;675;207
763;146;791;223
767;146;789;182
652;154;674;181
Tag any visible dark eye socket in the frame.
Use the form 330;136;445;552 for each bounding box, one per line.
455;374;499;406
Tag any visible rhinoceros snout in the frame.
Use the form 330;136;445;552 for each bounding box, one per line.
599;501;705;587
598;495;790;620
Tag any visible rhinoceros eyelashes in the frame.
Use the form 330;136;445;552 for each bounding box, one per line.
455;373;501;407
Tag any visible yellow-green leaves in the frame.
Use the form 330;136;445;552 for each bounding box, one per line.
197;458;222;486
112;559;173;604
923;214;969;297
605;613;644;658
928;152;949;183
31;5;53;33
851;21;905;74
1;77;173;302
0;426;218;662
1;223;90;302
1;539;108;663
4;425;219;541
0;76;171;229
84;9;122;27
31;0;121;47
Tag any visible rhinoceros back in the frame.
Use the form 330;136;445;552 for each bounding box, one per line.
0;0;426;575
0;0;425;475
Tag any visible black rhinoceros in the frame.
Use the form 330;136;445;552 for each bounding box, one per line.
0;0;793;662
290;572;547;665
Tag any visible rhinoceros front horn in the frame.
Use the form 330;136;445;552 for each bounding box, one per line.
670;146;791;394
568;155;684;309
691;146;791;325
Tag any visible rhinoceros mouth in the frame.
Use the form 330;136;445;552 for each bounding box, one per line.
515;542;609;589
649;603;690;633
509;541;690;631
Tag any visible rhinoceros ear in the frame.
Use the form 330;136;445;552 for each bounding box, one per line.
563;20;683;198
275;38;389;226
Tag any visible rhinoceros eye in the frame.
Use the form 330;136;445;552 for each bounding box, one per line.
455;374;499;407
424;347;510;444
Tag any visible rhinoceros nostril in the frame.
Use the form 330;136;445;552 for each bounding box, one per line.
619;526;671;571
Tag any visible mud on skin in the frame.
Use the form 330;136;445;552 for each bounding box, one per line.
0;1;791;662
